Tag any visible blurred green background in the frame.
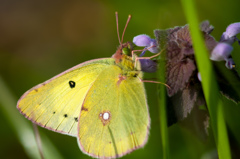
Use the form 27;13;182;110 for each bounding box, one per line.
0;0;240;158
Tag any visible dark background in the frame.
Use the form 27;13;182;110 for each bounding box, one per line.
0;0;240;158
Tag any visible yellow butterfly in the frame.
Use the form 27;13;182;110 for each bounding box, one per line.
17;13;150;158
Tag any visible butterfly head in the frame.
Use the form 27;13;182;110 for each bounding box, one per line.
112;41;134;62
112;12;135;62
121;41;134;56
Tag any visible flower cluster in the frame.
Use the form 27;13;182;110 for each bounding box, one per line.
211;22;240;69
132;21;240;138
133;22;240;71
132;34;159;73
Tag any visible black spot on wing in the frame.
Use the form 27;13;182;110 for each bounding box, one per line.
64;114;68;118
69;81;76;88
74;117;78;122
53;111;56;114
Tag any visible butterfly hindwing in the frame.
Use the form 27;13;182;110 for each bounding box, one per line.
78;65;149;158
17;58;115;136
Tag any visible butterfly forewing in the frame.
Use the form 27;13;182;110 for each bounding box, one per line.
17;58;115;136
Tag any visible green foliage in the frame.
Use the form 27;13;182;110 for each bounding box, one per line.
157;30;169;159
0;0;240;159
181;0;231;158
0;76;64;159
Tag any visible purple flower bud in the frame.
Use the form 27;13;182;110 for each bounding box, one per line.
225;22;240;38
197;72;202;82
220;22;240;44
139;59;158;73
133;34;159;54
225;58;235;69
133;34;152;46
148;39;159;53
210;42;233;61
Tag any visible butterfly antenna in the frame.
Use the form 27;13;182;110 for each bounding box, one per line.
121;14;132;44
115;12;121;45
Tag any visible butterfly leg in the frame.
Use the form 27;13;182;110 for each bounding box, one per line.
133;48;165;69
139;77;170;88
130;45;159;58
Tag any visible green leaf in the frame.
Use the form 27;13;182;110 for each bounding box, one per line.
181;0;231;159
157;30;170;159
0;76;64;159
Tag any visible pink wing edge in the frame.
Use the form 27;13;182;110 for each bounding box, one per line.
76;76;151;158
16;58;111;137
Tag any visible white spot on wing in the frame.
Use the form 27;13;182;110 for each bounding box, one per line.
99;111;111;126
103;112;110;120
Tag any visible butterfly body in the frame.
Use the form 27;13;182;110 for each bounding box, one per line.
17;43;150;158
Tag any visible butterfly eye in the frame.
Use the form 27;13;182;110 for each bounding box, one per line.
122;47;131;55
